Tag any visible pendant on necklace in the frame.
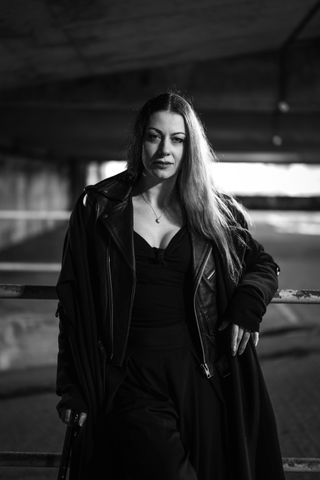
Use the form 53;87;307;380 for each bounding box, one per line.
155;218;160;224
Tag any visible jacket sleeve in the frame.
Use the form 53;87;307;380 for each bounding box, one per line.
56;302;88;416
222;205;280;332
55;196;92;416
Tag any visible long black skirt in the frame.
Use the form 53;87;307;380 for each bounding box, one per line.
101;321;231;480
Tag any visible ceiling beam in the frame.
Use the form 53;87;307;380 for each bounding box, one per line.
1;43;318;161
1;40;319;112
1;106;320;161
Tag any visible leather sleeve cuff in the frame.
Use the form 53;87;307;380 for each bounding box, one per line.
222;286;266;332
56;390;88;417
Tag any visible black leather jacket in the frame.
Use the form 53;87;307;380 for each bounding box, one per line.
56;169;281;480
76;170;279;379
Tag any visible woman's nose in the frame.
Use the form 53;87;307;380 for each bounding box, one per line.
159;137;170;156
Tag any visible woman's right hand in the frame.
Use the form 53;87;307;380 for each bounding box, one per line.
59;408;87;427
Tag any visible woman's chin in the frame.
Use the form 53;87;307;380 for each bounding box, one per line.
149;167;178;181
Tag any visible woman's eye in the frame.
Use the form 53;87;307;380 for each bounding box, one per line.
146;133;160;142
172;137;184;144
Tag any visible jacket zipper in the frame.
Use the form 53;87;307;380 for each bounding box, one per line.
193;247;214;379
106;246;114;360
207;269;216;281
120;227;136;365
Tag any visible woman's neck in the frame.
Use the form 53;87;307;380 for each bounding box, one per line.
133;175;179;209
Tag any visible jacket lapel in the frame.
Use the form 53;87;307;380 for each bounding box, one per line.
189;229;212;287
100;199;135;271
189;223;236;320
86;173;136;271
92;172;236;303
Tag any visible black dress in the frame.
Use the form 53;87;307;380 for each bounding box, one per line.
104;226;230;480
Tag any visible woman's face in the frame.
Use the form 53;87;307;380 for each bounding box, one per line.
141;110;186;181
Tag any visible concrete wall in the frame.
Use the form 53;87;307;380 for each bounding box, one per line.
0;154;70;250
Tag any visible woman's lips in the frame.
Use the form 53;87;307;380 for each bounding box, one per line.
153;161;172;166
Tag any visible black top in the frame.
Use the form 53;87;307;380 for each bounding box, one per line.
131;225;193;327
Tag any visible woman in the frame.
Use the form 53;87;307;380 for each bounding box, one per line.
56;92;284;480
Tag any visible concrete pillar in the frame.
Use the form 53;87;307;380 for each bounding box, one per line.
0;154;70;250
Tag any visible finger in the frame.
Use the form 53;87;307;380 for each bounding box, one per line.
78;412;87;427
233;327;244;356
251;332;259;347
61;408;71;423
236;327;244;349
238;331;251;355
231;324;239;355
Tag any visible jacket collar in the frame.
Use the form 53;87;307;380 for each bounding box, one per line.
86;170;221;283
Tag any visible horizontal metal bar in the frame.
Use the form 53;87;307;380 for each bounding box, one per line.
0;452;319;471
0;284;57;299
0;263;61;272
219;151;320;164
0;451;60;468
272;289;320;304
0;285;320;303
282;457;320;472
0;210;70;220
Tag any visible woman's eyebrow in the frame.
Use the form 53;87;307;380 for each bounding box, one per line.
147;127;186;135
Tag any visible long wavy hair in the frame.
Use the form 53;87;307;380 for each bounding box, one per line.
127;92;251;282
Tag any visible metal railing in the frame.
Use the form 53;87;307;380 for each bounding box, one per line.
0;452;318;472
1;284;320;303
0;284;320;473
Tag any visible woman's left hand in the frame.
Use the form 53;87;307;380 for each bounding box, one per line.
231;324;259;356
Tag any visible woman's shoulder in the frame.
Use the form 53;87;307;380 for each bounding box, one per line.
66;170;135;228
82;169;135;208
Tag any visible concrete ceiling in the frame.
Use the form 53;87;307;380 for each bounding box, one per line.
1;0;320;91
0;1;319;159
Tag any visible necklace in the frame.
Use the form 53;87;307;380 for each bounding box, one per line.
141;193;163;223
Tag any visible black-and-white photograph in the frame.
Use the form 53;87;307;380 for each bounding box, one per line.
0;1;319;479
